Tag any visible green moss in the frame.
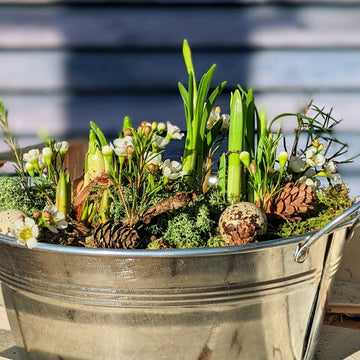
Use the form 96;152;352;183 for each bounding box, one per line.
144;188;227;249
0;176;53;215
268;183;353;239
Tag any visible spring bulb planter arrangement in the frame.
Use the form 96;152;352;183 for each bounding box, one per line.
0;40;359;360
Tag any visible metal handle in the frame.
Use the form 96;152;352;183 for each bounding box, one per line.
293;201;360;263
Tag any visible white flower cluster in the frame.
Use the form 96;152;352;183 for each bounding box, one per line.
10;205;68;249
23;141;70;178
109;121;186;181
289;141;341;190
206;106;230;134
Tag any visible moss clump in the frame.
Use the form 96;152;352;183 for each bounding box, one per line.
144;188;227;249
0;176;53;215
269;183;353;239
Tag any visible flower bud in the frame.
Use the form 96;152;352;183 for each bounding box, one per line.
278;151;288;168
144;125;152;136
123;128;132;137
157;122;166;134
126;145;134;159
25;162;35;178
312;138;319;148
122;116;133;132
42;147;53;166
33;211;41;219
43;211;52;220
147;163;156;174
239;151;250;168
249;162;257;174
151;122;157;130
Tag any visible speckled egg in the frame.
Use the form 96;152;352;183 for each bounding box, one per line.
0;209;26;235
219;202;267;243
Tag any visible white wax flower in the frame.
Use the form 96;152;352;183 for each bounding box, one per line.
145;152;162;166
55;141;70;154
305;146;325;167
112;136;133;157
152;134;170;149
166;122;184;140
206;110;221;130
304;178;321;190
38;154;46;171
42;205;68;233
23;149;40;163
325;160;337;174
220;114;230;132
42;147;53;158
102;145;113;156
11;216;39;249
163;159;185;180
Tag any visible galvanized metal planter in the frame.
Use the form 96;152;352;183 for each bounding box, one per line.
0;203;359;360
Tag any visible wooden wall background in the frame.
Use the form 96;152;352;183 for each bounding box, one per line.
0;0;360;195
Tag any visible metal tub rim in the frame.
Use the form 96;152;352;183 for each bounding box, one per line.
0;216;356;259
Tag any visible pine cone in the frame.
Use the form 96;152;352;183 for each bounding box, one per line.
93;220;140;249
266;182;314;222
228;222;258;246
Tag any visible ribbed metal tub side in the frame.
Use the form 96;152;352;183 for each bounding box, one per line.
0;220;355;360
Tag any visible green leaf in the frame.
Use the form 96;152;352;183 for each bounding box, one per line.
195;64;216;137
90;121;108;147
182;39;195;77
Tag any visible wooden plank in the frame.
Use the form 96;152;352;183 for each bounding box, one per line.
1;92;360;196
4;92;360;135
1;5;360;49
315;325;360;360
1;50;360;91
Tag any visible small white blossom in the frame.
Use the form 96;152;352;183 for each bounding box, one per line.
324;160;341;182
145;152;162;166
11;216;39;249
102;144;113;156
38;154;46;171
42;205;68;233
206;110;221;130
220;114;230;133
42;147;53;166
23;149;40;163
112;136;133;157
163;159;185;180
305;146;325;167
152;134;170;149
55;141;70;154
329;172;341;182
42;147;52;158
166;122;184;140
289;156;306;173
325;160;337;174
25;162;35;177
304;178;321;190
